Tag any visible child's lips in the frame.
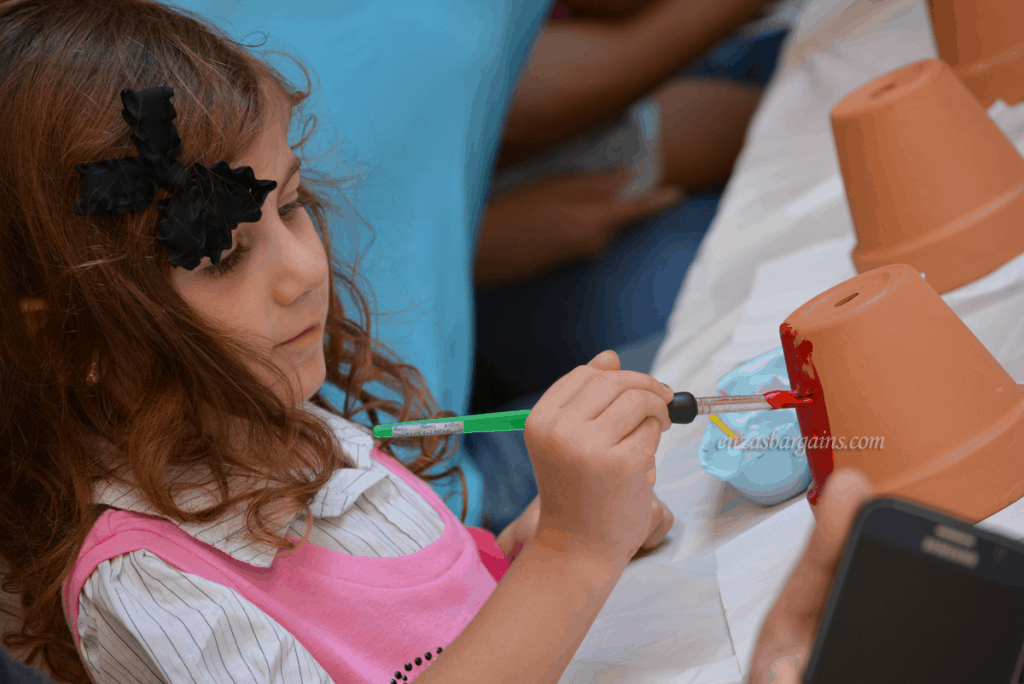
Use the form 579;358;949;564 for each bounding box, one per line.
281;323;319;345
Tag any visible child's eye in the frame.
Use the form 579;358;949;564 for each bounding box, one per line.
279;198;307;220
202;198;306;278
205;243;251;278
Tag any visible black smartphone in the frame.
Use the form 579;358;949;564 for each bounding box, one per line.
802;497;1024;684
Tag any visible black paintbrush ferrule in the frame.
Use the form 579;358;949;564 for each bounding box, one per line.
668;392;698;424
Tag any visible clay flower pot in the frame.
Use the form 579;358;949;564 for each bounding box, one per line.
928;0;1024;107
779;263;1024;524
831;58;1024;295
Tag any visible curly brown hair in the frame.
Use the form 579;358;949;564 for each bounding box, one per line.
0;1;467;681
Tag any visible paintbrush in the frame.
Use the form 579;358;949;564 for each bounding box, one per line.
371;390;813;438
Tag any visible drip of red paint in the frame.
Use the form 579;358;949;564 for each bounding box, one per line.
779;323;834;506
763;390;815;410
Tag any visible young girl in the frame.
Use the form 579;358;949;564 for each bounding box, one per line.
0;1;675;683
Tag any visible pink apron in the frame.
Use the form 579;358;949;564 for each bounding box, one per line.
63;448;510;682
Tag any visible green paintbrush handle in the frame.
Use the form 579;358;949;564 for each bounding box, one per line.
369;390;806;439
372;409;530;438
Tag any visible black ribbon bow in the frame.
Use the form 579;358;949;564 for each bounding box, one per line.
73;86;278;271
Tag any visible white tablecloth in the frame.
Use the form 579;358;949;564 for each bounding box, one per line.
563;0;1024;681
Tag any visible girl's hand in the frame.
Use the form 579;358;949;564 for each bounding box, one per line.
496;493;675;564
523;350;674;564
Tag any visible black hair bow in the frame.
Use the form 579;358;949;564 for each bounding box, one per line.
73;86;278;271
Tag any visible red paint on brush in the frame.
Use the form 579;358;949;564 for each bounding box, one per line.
764;390;815;410
779;323;834;506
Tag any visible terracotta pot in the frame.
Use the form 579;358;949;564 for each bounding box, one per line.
779;263;1024;524
928;0;1024;107
831;58;1024;295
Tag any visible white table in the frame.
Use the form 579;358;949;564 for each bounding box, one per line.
563;0;1024;680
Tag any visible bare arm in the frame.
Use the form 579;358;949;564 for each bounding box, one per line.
501;0;771;165
473;169;682;288
414;534;628;684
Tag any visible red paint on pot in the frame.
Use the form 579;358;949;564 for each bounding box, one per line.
764;390;815;410
779;264;1024;523
779;323;834;506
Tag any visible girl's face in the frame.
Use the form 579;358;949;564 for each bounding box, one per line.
172;108;330;405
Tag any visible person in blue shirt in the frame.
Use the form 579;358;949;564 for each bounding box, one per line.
476;0;788;408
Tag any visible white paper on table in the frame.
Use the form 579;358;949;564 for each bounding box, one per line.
975;497;1024;544
708;204;1024;682
697;95;1024;381
713;236;858;371
715;499;816;679
666;656;745;684
644;0;1024;681
674;53;1024;387
710;232;1024;381
564;434;750;684
990;98;1024;143
697;72;1024;684
653;0;1024;395
560;550;737;684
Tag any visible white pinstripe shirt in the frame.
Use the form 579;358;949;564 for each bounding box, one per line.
74;403;448;684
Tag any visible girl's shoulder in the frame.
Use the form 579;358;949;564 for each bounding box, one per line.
81;403;384;571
